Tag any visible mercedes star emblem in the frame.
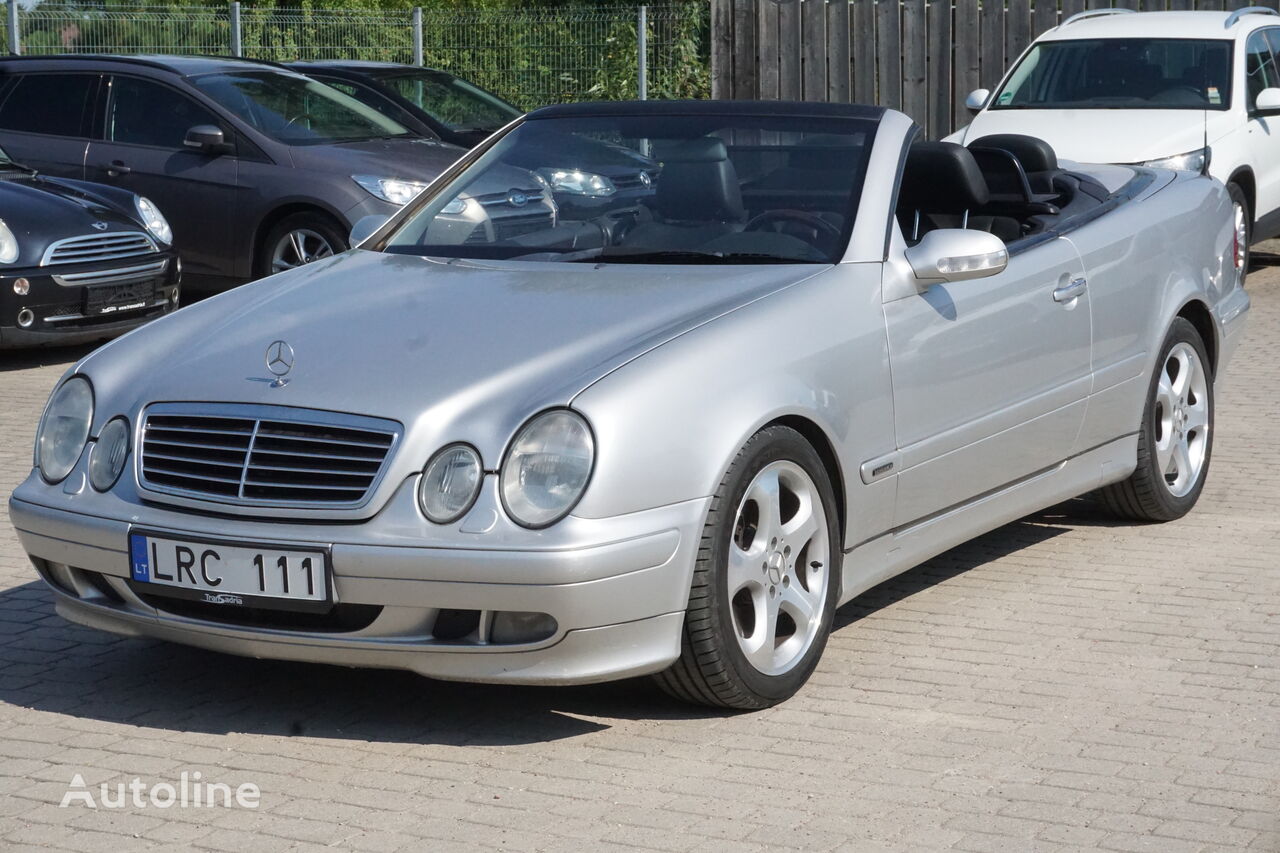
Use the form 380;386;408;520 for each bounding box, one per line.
265;340;295;387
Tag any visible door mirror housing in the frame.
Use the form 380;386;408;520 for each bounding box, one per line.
964;88;990;112
183;124;230;154
349;214;390;247
905;229;1008;284
1255;87;1280;115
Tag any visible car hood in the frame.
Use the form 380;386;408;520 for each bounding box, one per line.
287;136;467;183
0;174;144;267
82;249;825;470
957;109;1215;164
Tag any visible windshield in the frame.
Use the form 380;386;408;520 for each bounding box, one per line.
993;38;1233;110
382;113;877;265
192;71;414;144
376;71;521;131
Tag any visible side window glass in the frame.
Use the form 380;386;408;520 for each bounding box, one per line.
108;76;220;148
0;74;95;136
1246;31;1276;109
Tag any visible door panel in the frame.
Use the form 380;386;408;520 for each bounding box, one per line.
85;76;240;280
885;236;1092;526
0;73;98;178
1246;29;1280;222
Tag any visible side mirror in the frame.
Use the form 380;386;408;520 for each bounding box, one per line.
905;229;1008;284
349;214;389;247
1255;87;1280;115
965;88;991;112
183;125;230;154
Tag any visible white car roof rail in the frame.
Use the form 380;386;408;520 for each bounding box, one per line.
1061;8;1136;27
1225;6;1280;29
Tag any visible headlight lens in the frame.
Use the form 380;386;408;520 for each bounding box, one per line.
500;410;594;529
353;175;430;205
36;376;93;483
88;417;130;492
135;196;173;244
1142;147;1210;175
418;444;483;524
537;169;616;197
0;218;18;264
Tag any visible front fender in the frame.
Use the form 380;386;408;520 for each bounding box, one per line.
571;263;896;551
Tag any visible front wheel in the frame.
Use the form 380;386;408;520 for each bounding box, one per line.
256;212;348;280
654;426;841;709
1099;317;1213;522
1226;182;1250;280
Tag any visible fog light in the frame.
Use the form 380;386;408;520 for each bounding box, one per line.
16;308;34;328
13;277;28;295
490;611;557;645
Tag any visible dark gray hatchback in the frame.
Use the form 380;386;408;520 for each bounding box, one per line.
0;55;469;292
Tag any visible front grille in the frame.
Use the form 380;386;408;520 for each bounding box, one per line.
53;258;168;286
613;170;659;190
139;405;400;508
41;232;158;267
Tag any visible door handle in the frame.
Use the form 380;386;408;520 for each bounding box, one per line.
1053;276;1088;303
103;161;131;177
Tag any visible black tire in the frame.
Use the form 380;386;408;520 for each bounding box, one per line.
1226;182;1250;280
1099;318;1214;522
255;211;349;280
654;426;842;710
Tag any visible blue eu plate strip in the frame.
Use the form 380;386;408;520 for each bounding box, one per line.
129;534;150;582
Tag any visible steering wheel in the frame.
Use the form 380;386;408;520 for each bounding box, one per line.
744;210;842;243
283;113;314;130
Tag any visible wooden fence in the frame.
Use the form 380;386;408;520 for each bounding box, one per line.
712;0;1280;137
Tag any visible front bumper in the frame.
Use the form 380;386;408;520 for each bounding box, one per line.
8;479;704;685
0;252;180;349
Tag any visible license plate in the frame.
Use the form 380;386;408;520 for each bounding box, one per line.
86;281;155;316
128;531;331;612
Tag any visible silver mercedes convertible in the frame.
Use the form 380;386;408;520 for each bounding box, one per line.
9;101;1250;709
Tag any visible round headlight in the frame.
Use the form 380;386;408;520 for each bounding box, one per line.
135;196;173;245
0;218;19;264
418;444;483;524
36;376;94;483
500;410;594;529
88;417;130;492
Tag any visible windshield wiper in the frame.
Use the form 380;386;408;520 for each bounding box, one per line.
0;158;36;174
571;248;813;265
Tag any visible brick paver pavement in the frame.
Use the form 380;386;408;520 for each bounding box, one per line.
0;266;1277;853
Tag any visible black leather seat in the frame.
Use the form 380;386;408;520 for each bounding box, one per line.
624;137;746;249
897;141;1020;244
969;134;1061;195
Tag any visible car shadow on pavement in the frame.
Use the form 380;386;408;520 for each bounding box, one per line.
0;499;1114;739
0;342;97;373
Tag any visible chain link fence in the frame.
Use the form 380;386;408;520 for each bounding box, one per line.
4;2;710;109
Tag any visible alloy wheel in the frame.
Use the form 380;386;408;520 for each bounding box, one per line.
271;228;335;273
727;460;831;677
1154;341;1210;498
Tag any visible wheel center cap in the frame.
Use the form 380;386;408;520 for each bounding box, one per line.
766;550;785;585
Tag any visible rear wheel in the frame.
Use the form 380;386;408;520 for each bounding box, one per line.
256;212;348;280
1099;318;1213;522
654;426;841;709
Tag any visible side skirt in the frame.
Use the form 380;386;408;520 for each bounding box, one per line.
837;433;1138;607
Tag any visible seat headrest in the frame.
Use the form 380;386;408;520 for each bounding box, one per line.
898;141;989;214
653;136;745;222
656;137;731;164
969;134;1059;174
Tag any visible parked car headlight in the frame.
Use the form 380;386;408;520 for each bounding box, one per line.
36;376;93;484
537;169;616;197
1142;147;1210;175
88;417;130;492
500;410;594;529
353;175;431;205
0;218;18;264
418;444;483;524
134;196;173;245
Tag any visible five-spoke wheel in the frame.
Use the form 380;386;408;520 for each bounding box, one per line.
655;426;840;709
